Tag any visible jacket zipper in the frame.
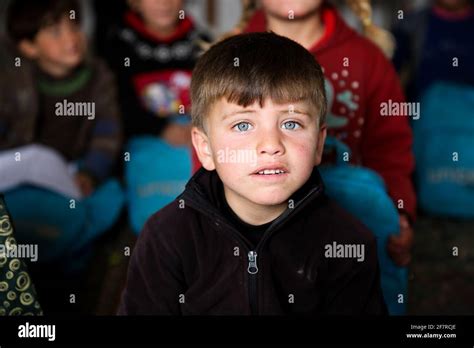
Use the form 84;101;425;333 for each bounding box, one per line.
247;250;258;315
245;186;321;315
183;184;322;315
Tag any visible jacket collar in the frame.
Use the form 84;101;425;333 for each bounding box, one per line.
36;64;92;96
124;10;194;44
243;3;356;54
181;166;325;233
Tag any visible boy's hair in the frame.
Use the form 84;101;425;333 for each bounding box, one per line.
6;0;81;44
190;32;327;132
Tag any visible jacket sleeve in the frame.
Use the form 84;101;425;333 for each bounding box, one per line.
117;213;187;315
360;48;417;221
0;42;38;150
80;59;123;181
0;41;14;149
324;234;388;315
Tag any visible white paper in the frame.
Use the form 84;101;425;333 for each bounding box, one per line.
0;144;82;199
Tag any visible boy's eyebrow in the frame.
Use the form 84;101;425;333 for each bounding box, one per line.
277;109;312;117
221;108;313;120
221;110;257;120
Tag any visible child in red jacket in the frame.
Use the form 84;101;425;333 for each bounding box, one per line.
232;0;416;266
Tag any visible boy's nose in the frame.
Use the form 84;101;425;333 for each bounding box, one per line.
257;129;285;156
61;25;82;44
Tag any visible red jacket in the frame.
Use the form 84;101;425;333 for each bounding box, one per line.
244;6;416;220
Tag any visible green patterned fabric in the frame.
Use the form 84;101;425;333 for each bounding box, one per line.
0;195;42;315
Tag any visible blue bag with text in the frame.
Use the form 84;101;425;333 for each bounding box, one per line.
319;137;407;315
413;82;474;218
125;136;192;234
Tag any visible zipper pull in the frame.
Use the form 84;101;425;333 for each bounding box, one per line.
247;251;258;274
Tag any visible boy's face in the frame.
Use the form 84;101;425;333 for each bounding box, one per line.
261;0;324;20
192;98;326;210
19;15;85;76
132;0;183;34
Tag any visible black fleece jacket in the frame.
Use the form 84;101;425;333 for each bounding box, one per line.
118;167;388;315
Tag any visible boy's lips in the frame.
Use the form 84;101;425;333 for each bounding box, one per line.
250;164;289;176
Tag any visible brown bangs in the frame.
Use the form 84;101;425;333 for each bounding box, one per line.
190;32;327;131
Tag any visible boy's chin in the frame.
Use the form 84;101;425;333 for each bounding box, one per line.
247;192;291;208
57;54;85;70
65;57;84;69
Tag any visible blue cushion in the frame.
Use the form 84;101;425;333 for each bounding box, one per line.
320;136;406;315
125;136;192;234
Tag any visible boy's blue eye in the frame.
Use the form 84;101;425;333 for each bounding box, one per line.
233;122;253;132
282;121;301;130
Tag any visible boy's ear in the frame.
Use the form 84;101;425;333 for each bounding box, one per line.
18;40;38;59
191;126;216;171
314;124;327;166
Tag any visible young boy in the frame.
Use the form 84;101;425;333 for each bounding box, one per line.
103;0;210;144
118;32;387;315
102;0;211;233
1;0;122;196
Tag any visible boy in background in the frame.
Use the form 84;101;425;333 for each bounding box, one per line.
0;0;123;314
103;0;210;144
1;0;122;196
102;0;211;233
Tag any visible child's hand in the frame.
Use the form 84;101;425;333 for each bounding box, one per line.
161;123;192;147
387;214;413;266
74;172;95;197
